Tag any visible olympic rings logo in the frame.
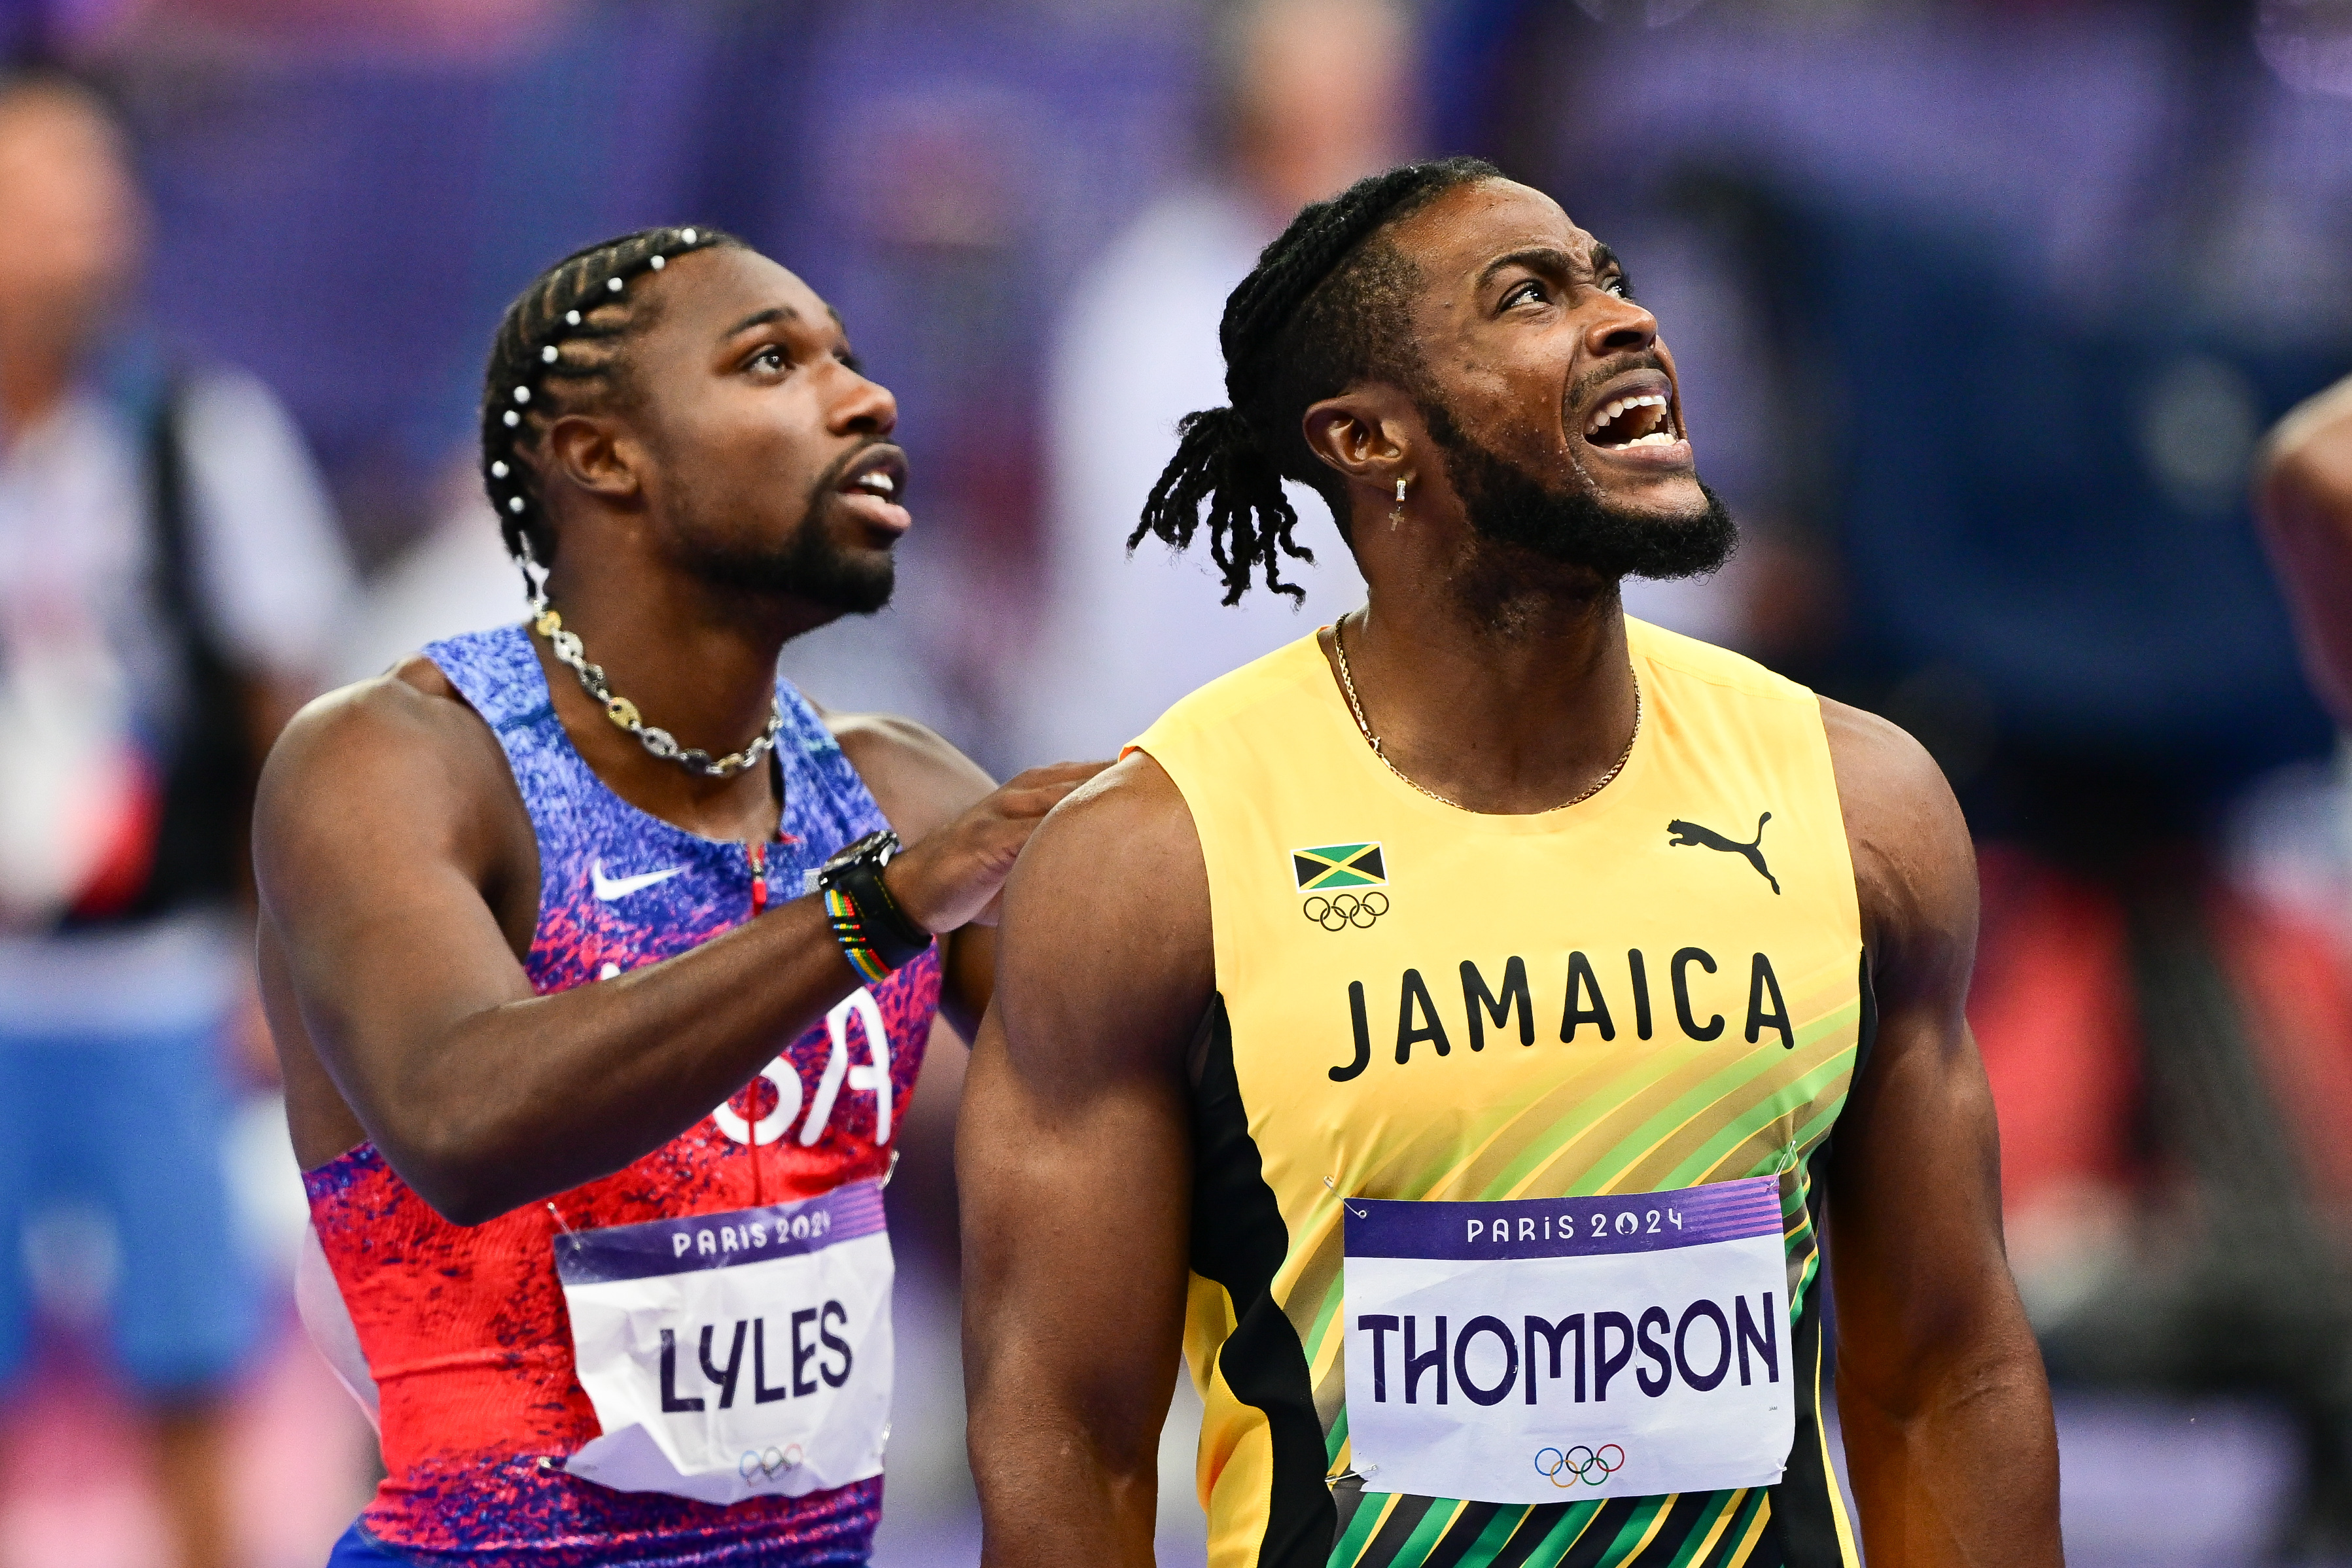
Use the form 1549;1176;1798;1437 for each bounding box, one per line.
1534;1444;1625;1488
739;1443;803;1483
1303;890;1389;931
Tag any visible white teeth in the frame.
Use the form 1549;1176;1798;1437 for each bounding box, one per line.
1585;392;1669;436
855;471;896;496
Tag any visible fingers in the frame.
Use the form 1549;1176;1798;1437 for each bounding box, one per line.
992;760;1112;820
886;762;1116;936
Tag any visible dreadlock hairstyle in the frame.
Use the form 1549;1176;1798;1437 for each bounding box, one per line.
480;224;745;593
1132;156;1501;604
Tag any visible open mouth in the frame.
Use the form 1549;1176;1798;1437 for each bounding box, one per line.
1583;392;1679;450
838;445;908;502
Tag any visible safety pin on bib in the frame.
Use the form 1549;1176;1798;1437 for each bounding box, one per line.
1326;1174;1367;1219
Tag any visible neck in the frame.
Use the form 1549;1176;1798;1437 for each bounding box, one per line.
1333;530;1639;816
535;546;818;843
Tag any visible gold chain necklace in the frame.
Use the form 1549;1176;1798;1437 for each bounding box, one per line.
1329;612;1641;814
529;599;782;780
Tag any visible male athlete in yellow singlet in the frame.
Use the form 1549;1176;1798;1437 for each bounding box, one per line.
960;160;2062;1567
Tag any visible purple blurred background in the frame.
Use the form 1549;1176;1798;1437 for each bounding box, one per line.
3;1;2352;1565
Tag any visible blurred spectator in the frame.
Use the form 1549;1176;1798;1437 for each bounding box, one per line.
0;69;351;1568
1011;0;1413;762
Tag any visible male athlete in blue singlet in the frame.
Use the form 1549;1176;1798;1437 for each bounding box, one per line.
253;227;1099;1567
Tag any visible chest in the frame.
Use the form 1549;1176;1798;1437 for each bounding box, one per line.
1207;784;1862;1205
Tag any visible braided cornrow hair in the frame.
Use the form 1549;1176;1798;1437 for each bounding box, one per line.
480;224;745;593
1133;156;1501;604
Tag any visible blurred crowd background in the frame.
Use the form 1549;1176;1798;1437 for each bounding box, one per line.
0;0;2349;1565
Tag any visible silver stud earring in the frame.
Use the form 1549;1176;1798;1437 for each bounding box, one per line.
1390;475;1409;527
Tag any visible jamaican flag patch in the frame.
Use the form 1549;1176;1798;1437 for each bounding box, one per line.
1293;843;1386;892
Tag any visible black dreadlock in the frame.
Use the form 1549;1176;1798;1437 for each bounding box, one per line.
1132;156;1501;604
480;225;745;584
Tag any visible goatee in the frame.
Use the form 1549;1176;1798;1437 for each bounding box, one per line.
1424;400;1737;581
672;449;898;615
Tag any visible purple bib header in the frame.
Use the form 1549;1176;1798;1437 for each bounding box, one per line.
1344;1174;1783;1261
554;1180;888;1285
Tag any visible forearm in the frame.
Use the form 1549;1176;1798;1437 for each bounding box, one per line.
968;1386;1161;1566
340;894;866;1222
1839;1302;2061;1565
957;994;1194;1568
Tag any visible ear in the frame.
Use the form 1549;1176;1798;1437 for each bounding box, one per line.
540;411;641;502
1301;384;1419;495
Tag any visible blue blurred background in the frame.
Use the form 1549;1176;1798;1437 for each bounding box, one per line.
2;1;2351;1565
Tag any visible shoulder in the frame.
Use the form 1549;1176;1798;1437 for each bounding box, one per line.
1818;697;1976;992
258;655;509;841
1627;616;1815;704
1017;750;1202;887
994;750;1212;1045
1132;634;1329;762
824;710;996;843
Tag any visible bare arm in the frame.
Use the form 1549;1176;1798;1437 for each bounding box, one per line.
830;710;1015;1042
1821;698;2062;1566
256;665;1096;1224
2257;374;2352;727
958;754;1211;1567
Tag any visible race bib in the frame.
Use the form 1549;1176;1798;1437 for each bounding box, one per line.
555;1180;893;1506
1343;1176;1791;1505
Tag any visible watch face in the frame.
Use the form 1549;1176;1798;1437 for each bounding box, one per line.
824;829;896;877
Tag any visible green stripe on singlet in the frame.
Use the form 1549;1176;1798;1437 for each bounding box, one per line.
1333;1489;1399;1567
1588;1495;1670;1566
1442;1504;1533;1568
1388;1499;1472;1565
1666;1056;1853;1188
1486;1051;1799;1203
1497;1499;1606;1566
1659;1490;1746;1568
1706;1488;1769;1568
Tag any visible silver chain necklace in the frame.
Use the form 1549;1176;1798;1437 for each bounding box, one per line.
1330;611;1641;814
529;593;782;780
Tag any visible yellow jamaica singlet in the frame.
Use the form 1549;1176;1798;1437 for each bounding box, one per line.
1129;617;1869;1568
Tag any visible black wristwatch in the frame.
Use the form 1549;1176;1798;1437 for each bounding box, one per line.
817;830;932;983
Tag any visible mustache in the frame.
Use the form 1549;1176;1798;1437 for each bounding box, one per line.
805;437;894;507
1567;351;1671;409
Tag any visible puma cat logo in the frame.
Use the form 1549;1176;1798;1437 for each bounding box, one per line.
1666;813;1780;895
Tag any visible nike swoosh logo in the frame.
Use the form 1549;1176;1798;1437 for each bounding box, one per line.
592;859;684;901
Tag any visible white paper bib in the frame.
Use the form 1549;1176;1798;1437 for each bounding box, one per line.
554;1180;893;1506
1343;1175;1792;1505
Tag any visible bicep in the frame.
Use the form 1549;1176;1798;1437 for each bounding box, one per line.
1821;698;2020;1399
1827;1015;2014;1405
957;761;1210;1465
254;691;533;1153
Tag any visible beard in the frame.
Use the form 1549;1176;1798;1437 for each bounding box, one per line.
669;447;897;615
1422;398;1737;582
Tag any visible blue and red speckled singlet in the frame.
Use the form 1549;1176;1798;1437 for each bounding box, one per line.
305;625;941;1567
